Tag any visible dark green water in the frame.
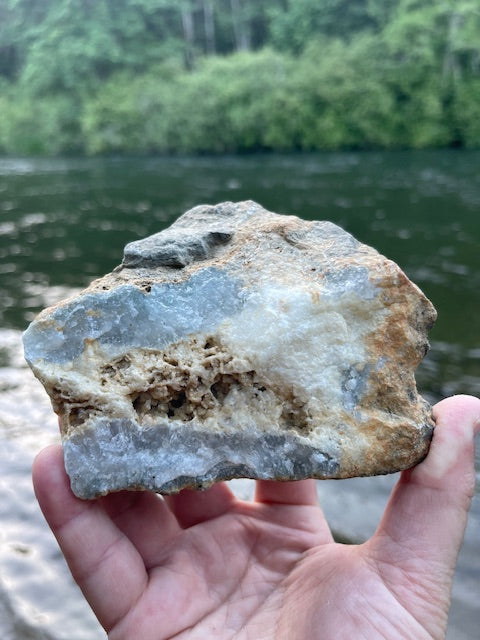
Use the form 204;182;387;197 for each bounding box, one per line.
1;151;479;398
0;151;479;640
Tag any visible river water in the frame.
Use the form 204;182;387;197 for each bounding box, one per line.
0;151;479;638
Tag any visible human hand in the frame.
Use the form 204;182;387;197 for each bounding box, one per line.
33;395;480;640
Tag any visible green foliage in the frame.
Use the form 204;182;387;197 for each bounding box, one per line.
268;0;376;53
0;88;82;155
14;0;186;94
1;0;480;154
291;38;396;149
81;51;298;154
453;78;480;147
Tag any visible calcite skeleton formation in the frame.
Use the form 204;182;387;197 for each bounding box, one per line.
23;201;437;498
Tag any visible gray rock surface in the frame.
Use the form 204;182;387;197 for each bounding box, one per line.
23;201;437;498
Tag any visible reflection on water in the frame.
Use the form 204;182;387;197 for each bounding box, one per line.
0;330;103;640
0;151;479;639
1;151;479;398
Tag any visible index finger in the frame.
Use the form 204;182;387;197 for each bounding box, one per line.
32;445;148;633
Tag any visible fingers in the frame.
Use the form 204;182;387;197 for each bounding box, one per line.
32;445;148;632
99;490;181;569
167;478;321;530
254;479;333;542
165;482;237;528
255;479;319;506
371;394;480;572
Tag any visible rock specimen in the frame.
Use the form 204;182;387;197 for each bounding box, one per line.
23;201;437;499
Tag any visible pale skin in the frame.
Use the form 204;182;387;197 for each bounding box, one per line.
33;395;480;640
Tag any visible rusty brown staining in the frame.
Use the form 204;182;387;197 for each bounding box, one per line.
358;271;436;441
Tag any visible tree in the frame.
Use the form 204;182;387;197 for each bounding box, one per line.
2;0;480;154
201;0;216;54
230;0;250;51
269;0;376;53
179;0;196;68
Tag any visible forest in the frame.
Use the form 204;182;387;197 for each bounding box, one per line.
1;0;480;155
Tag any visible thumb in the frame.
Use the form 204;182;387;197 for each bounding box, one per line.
368;394;479;592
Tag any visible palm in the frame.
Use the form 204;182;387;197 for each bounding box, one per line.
107;498;446;640
116;497;327;639
33;396;480;640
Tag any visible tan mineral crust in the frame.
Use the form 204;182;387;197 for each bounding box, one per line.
23;201;437;498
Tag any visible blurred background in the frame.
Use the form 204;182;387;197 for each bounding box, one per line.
2;0;480;155
0;1;479;638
